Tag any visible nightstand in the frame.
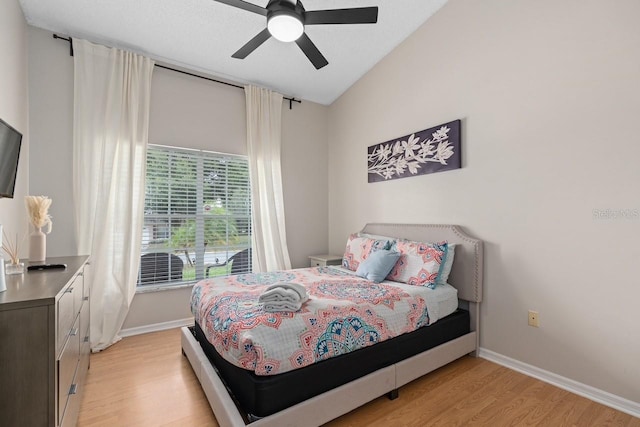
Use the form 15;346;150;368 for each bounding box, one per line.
309;254;343;267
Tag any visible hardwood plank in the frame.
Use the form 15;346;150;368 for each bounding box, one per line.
460;369;532;425
376;362;505;427
342;358;494;427
536;391;594;426
78;328;218;427
591;406;637;427
77;328;639;427
425;368;526;426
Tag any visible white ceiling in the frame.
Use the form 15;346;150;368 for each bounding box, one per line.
19;0;448;105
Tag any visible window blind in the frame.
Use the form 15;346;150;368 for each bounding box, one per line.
138;145;251;288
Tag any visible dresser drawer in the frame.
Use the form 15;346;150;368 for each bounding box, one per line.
60;389;80;427
82;268;89;300
61;328;90;427
58;314;80;425
77;338;91;390
57;276;83;354
60;349;85;427
80;270;90;345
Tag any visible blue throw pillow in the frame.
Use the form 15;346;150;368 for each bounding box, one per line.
437;243;455;285
355;249;401;283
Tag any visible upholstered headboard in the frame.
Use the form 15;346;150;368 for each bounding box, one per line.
360;223;483;303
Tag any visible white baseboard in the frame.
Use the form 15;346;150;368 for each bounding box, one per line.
120;318;194;338
479;348;640;418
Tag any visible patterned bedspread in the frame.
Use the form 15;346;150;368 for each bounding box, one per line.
191;266;453;376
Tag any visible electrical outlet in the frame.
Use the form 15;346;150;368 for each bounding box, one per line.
528;310;539;327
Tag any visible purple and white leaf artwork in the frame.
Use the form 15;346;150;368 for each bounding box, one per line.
367;119;461;183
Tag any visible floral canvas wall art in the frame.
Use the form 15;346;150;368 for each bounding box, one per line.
367;119;461;183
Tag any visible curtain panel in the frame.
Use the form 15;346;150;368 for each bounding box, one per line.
72;39;154;351
245;85;292;272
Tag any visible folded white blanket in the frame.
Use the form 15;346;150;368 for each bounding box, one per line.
263;301;303;313
259;282;309;304
259;287;300;303
259;282;308;312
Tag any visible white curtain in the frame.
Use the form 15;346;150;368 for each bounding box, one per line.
245;85;292;272
72;39;154;351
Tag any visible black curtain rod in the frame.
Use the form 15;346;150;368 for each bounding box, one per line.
52;34;302;109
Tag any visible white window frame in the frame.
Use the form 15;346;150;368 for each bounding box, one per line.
138;144;251;291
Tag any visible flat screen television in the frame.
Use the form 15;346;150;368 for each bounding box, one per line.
0;117;22;198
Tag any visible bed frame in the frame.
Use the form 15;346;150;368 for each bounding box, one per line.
181;223;483;427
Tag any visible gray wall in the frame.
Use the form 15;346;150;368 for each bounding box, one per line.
327;0;640;404
27;27;75;256
0;0;29;244
27;26;329;330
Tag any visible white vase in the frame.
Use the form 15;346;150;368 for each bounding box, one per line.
29;226;47;262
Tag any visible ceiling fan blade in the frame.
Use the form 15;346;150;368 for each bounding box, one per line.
304;7;378;25
295;33;328;70
211;0;267;16
232;28;271;59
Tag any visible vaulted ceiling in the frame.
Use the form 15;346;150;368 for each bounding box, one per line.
19;0;447;105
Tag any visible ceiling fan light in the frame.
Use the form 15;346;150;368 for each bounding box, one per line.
268;13;304;42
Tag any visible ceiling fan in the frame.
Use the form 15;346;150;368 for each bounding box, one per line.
212;0;379;69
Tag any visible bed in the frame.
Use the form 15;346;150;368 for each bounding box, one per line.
181;223;483;427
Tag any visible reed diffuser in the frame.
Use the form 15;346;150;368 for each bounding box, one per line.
25;195;53;262
2;227;25;274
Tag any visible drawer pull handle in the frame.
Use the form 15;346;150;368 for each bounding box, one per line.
78;272;84;277
69;384;78;395
83;296;89;301
65;287;74;294
70;328;79;337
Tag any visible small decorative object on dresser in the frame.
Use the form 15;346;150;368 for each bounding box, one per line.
308;254;343;267
4;261;24;275
2;224;25;275
25;195;53;262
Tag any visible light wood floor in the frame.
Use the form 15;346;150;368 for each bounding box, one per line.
77;328;639;426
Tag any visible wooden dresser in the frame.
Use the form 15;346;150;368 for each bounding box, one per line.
0;256;91;427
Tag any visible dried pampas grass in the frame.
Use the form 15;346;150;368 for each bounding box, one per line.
25;195;53;233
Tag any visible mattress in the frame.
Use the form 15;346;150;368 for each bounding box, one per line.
194;308;470;418
191;266;460;377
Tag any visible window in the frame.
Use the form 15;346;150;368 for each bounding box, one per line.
138;145;251;289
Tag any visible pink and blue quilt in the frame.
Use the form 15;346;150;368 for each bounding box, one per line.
191;266;448;376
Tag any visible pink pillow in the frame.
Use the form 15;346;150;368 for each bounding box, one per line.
386;240;447;287
342;234;392;271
